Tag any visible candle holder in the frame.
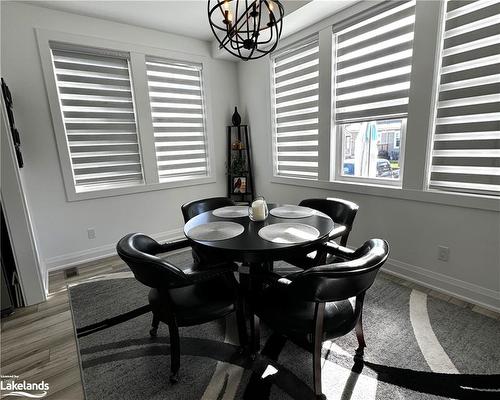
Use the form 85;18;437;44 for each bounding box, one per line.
249;196;268;221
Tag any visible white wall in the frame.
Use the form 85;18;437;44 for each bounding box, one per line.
1;2;239;270
237;19;500;310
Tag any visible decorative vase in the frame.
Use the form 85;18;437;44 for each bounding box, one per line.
232;107;241;126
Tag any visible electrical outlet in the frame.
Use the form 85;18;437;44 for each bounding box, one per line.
87;228;96;240
438;246;449;261
64;267;78;279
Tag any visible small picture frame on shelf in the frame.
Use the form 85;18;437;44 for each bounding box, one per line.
233;176;247;194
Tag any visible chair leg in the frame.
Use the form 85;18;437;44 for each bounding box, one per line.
167;318;180;383
236;298;248;348
354;312;366;359
247;262;261;358
266;261;274;272
354;293;366;360
149;314;160;338
312;303;325;399
250;313;260;358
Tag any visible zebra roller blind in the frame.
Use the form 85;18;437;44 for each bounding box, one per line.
146;57;209;182
272;37;320;180
334;0;416;123
50;42;144;192
429;0;500;196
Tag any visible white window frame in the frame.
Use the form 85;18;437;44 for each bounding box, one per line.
36;29;216;201
145;56;211;184
270;2;414;189
269;29;333;182
424;0;500;197
270;35;321;181
330;0;416;189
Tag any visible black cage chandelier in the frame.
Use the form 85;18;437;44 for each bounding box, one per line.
208;0;284;61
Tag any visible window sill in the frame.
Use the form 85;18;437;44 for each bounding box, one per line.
270;176;500;212
65;176;216;202
334;175;402;188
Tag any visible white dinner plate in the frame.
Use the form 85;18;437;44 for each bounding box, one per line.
187;222;244;241
258;223;320;244
269;205;315;219
212;206;249;218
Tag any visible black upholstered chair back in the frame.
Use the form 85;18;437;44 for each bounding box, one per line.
181;197;236;265
299;198;359;245
288;239;388;302
181;197;235;222
117;233;189;289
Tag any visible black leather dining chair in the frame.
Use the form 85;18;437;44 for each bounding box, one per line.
181;197;236;266
300;198;359;247
252;238;389;399
181;196;235;223
282;198;360;270
116;233;247;383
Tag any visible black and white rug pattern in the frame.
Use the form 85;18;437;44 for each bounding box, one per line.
68;256;500;400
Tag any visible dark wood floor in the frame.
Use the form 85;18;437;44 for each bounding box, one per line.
1;256;498;399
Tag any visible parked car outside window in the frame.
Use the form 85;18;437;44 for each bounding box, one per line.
376;159;392;178
343;158;399;179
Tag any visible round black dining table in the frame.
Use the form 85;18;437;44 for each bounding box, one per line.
183;203;346;264
184;203;346;353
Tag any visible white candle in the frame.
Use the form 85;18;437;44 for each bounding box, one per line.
252;199;266;221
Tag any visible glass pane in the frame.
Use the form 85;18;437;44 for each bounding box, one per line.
341;119;403;180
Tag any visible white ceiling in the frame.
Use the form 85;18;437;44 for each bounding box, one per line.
282;0;357;39
24;0;312;41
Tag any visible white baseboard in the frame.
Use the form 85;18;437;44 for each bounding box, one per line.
45;228;184;272
382;258;500;313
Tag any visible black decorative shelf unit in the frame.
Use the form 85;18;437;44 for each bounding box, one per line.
226;125;255;204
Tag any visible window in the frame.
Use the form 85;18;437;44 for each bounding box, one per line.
272;37;320;180
333;0;416;183
266;1;497;207
146;57;209;183
50;42;144;192
340;119;405;180
39;30;215;200
428;0;500;196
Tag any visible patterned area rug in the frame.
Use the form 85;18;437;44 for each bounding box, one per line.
68;254;500;400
